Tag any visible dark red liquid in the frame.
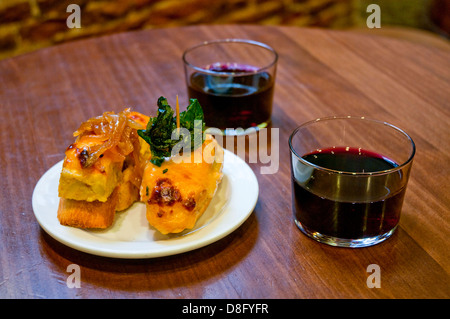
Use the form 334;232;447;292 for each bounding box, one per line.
187;63;274;129
292;147;406;240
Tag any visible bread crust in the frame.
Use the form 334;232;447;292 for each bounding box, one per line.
57;188;119;229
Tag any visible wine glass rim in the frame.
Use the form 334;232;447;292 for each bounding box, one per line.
288;116;416;176
182;38;278;76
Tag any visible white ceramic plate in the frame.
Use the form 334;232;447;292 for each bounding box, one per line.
32;150;258;258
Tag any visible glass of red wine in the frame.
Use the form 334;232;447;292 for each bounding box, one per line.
183;39;278;135
289;116;415;247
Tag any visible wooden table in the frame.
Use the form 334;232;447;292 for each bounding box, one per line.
0;25;449;299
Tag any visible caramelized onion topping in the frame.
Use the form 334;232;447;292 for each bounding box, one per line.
73;108;143;170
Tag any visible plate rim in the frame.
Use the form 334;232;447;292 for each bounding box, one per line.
32;149;259;259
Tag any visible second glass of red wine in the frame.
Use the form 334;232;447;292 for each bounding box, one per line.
289;117;415;248
183;39;278;135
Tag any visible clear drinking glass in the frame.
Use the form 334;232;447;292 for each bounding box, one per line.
183;39;278;135
289;116;415;248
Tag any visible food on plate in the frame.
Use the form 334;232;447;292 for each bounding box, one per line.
57;108;148;228
56;97;223;233
138;97;223;234
140;136;223;234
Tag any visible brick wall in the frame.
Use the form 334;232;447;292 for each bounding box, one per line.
0;0;439;60
0;0;357;59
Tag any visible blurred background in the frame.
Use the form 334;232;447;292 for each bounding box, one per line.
0;0;449;60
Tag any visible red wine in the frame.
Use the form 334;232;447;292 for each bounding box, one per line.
292;147;406;240
187;63;274;129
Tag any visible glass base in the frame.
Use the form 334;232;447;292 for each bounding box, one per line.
294;220;397;248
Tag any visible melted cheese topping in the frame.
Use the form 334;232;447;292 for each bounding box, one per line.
58;135;123;202
140;137;223;234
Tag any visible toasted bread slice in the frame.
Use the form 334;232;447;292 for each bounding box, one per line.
57;188;119;229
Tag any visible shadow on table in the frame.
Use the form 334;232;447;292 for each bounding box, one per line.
39;209;259;293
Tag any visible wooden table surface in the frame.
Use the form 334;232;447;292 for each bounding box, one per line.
0;25;449;299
